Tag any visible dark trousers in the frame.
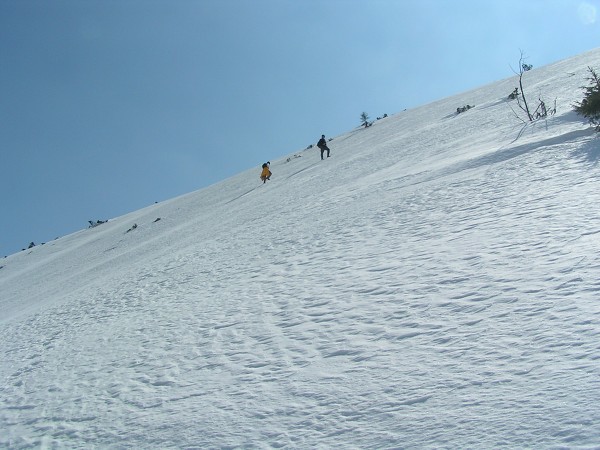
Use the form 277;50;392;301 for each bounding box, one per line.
319;146;330;159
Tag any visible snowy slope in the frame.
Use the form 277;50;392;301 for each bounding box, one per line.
2;48;600;449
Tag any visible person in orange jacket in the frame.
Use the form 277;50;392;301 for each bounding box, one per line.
260;162;271;183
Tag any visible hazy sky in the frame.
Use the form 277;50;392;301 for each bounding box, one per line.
1;0;599;256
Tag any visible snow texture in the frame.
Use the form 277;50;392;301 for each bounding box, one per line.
2;48;600;449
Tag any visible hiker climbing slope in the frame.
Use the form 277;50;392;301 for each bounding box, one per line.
260;162;271;183
317;135;331;160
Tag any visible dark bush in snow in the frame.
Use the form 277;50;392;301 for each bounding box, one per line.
456;105;474;114
574;66;600;130
88;220;107;228
360;112;373;128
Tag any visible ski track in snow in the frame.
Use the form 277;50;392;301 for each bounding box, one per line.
2;49;600;448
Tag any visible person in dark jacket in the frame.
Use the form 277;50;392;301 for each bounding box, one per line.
317;135;330;160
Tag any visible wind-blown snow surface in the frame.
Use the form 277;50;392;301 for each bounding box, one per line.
3;49;600;449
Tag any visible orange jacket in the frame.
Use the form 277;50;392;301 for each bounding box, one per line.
260;167;271;179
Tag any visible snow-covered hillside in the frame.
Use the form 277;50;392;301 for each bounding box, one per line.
2;48;600;448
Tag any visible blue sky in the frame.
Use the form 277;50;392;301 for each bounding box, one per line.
1;0;599;257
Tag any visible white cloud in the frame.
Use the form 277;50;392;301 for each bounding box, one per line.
578;2;597;25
